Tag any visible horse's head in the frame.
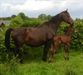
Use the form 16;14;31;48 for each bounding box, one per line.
60;9;74;26
65;25;76;34
69;26;76;33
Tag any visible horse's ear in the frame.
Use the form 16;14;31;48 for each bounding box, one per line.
66;9;68;12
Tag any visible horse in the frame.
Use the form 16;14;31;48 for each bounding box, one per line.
0;23;5;27
5;10;74;63
49;25;76;62
0;23;5;31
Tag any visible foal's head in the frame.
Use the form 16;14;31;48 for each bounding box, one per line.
65;26;76;35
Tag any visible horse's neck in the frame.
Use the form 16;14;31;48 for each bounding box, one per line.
65;30;72;36
49;14;62;32
39;14;62;32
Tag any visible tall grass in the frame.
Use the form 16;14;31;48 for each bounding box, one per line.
0;51;83;75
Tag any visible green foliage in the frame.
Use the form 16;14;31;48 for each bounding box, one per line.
38;14;47;20
71;20;83;51
9;15;23;27
38;14;52;20
56;22;69;35
11;15;16;18
18;12;29;20
46;15;52;20
21;18;45;27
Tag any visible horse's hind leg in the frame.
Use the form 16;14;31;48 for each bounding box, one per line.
67;43;70;60
15;47;23;63
14;42;23;63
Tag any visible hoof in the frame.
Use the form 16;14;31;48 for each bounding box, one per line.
42;58;47;62
48;59;53;63
19;59;23;64
64;57;69;60
67;58;69;60
48;60;53;63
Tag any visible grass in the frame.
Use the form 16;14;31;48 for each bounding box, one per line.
0;51;83;75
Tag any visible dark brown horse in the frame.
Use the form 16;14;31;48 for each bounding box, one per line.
0;23;4;27
0;23;5;31
49;25;76;62
5;10;74;63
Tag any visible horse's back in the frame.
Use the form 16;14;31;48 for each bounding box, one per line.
53;36;61;44
60;35;71;43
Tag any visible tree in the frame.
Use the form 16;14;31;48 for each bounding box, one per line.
46;15;52;20
11;15;16;18
38;14;47;20
18;12;27;20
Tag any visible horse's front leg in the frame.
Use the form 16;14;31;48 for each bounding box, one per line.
42;41;52;61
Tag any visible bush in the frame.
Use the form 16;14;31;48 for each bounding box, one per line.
9;15;23;27
21;18;45;27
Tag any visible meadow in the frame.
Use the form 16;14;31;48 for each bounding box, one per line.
0;15;83;75
0;50;83;75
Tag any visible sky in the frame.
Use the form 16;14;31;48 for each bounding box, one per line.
0;0;83;19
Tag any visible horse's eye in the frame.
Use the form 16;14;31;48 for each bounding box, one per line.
67;15;70;17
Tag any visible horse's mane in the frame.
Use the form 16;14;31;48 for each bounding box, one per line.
38;13;60;28
49;13;60;23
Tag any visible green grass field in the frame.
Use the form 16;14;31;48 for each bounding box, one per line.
0;51;83;75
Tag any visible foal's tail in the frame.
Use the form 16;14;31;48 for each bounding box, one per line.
5;28;14;50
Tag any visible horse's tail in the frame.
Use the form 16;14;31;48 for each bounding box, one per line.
5;28;14;50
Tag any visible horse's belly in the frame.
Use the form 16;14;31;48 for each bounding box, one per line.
25;42;45;47
25;39;45;47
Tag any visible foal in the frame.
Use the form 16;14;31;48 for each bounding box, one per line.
49;26;76;62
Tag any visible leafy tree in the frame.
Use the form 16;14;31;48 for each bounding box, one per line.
18;12;25;20
38;14;47;20
46;15;52;20
11;15;16;18
18;12;29;20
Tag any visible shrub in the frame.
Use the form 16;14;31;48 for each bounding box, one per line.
9;15;23;27
21;18;45;27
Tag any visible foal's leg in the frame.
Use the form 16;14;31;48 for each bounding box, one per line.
49;41;60;62
49;44;56;62
49;44;54;62
64;43;70;60
67;43;70;60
